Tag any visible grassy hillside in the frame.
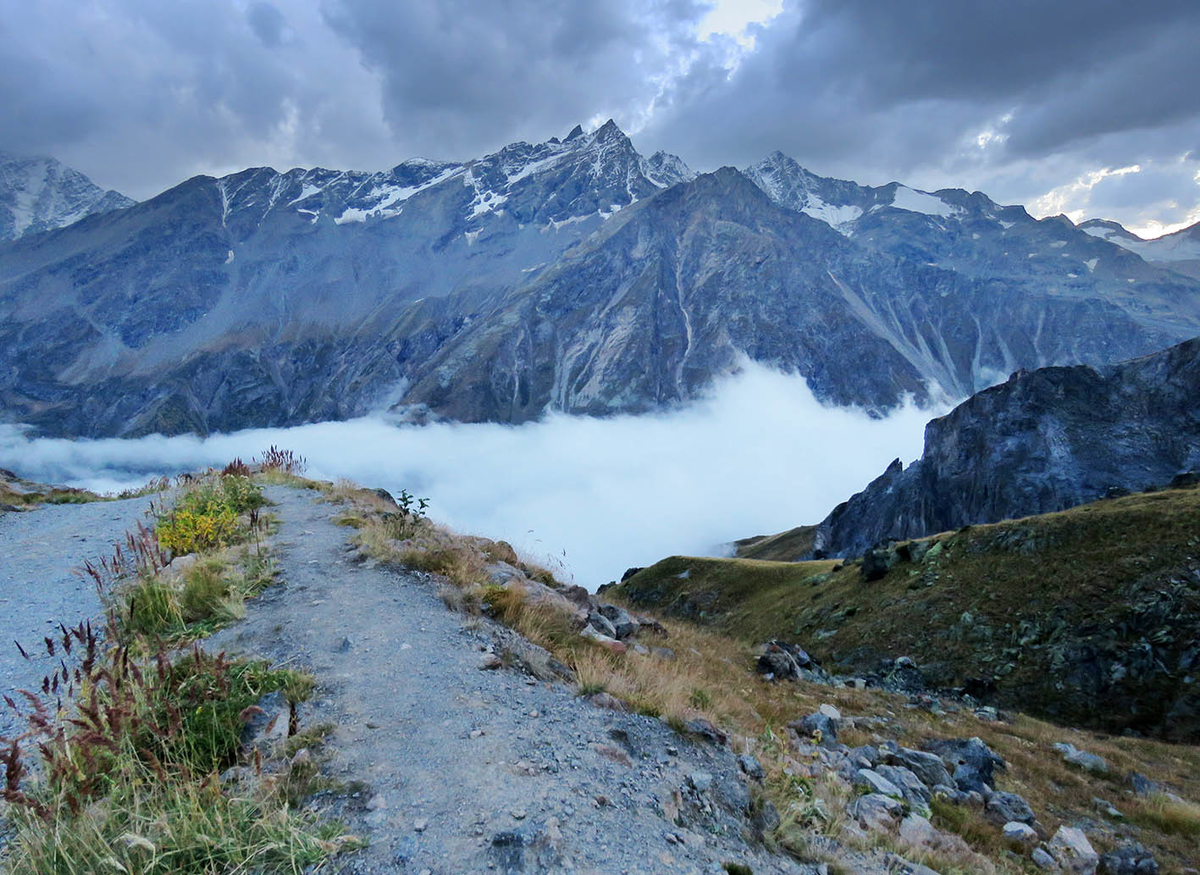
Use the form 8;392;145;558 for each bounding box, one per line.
617;483;1200;740
733;524;817;561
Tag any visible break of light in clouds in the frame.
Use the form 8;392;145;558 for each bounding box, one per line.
2;1;1199;236
0;365;937;588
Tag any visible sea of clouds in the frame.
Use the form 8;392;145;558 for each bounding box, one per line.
0;363;941;587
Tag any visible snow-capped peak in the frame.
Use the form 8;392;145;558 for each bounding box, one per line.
0;151;135;241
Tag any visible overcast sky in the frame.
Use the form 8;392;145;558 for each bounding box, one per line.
3;0;1198;237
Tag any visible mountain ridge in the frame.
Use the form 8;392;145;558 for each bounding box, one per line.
3;122;1200;437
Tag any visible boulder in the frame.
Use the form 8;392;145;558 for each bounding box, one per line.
585;610;618;639
861;542;899;581
875;764;931;804
597;603;639;639
579;625;626;654
1002;821;1038;847
985;791;1035;825
1126;771;1159;797
757;646;801;680
559;584;594;609
1048;826;1099;875
854;768;904;799
924;736;1005;791
1098;842;1159;875
371;487;397;507
487;561;527;587
1054;742;1108;774
737;754;764;780
847;793;903;833
897;813;938;849
790;712;838;745
682;717;728;746
620;566;644;582
889;747;953;788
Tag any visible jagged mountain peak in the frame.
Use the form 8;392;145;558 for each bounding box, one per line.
0;151;135;241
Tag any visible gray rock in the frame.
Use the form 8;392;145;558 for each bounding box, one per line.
686;771;714;793
1127;771;1159;796
889;747;953;788
791;711;838;745
1048;825;1100;875
597;603;639;639
854;768;904;799
1002;821;1038;846
737;754;764;780
924;736;1005;791
875;764;931;804
897;813;938;849
585;610;618;639
848;793;903;833
682;717;728;746
753;798;781;833
1098;842;1159;875
985;791;1035;825
861;542;899;581
1054;742;1109;774
240;690;290;752
1032;847;1057;869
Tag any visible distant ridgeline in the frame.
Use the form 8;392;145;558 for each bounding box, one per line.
2;124;1200;437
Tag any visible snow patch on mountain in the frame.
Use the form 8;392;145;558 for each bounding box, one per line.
889;186;957;218
1081;218;1200;263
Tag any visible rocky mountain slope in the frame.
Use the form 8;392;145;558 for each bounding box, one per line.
1080;217;1200;281
792;337;1200;561
3;125;1200;437
0;152;134;242
618;480;1200;744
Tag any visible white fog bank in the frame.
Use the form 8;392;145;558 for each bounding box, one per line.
0;364;940;587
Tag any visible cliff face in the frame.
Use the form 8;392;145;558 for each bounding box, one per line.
809;337;1200;558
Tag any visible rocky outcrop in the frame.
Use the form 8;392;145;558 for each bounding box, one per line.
807;337;1200;559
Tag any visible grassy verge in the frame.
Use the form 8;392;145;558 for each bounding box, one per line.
3;448;354;874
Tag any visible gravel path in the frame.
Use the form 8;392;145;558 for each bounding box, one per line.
0;497;156;740
209;486;813;875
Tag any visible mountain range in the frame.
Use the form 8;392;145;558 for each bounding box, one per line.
2;125;1199;437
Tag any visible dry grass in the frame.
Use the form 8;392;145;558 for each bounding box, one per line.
322;478;1200;874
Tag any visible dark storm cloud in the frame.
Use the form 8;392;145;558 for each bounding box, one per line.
320;0;708;160
0;0;1197;232
643;0;1200;169
636;0;1200;230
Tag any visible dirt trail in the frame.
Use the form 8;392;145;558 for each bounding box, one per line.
0;496;155;741
208;486;811;875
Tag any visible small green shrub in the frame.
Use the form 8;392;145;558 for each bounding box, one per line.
156;476;264;555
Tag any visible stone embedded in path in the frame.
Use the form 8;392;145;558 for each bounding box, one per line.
478;653;503;670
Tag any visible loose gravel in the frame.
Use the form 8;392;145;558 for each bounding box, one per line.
0;497;156;740
207;486;814;875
